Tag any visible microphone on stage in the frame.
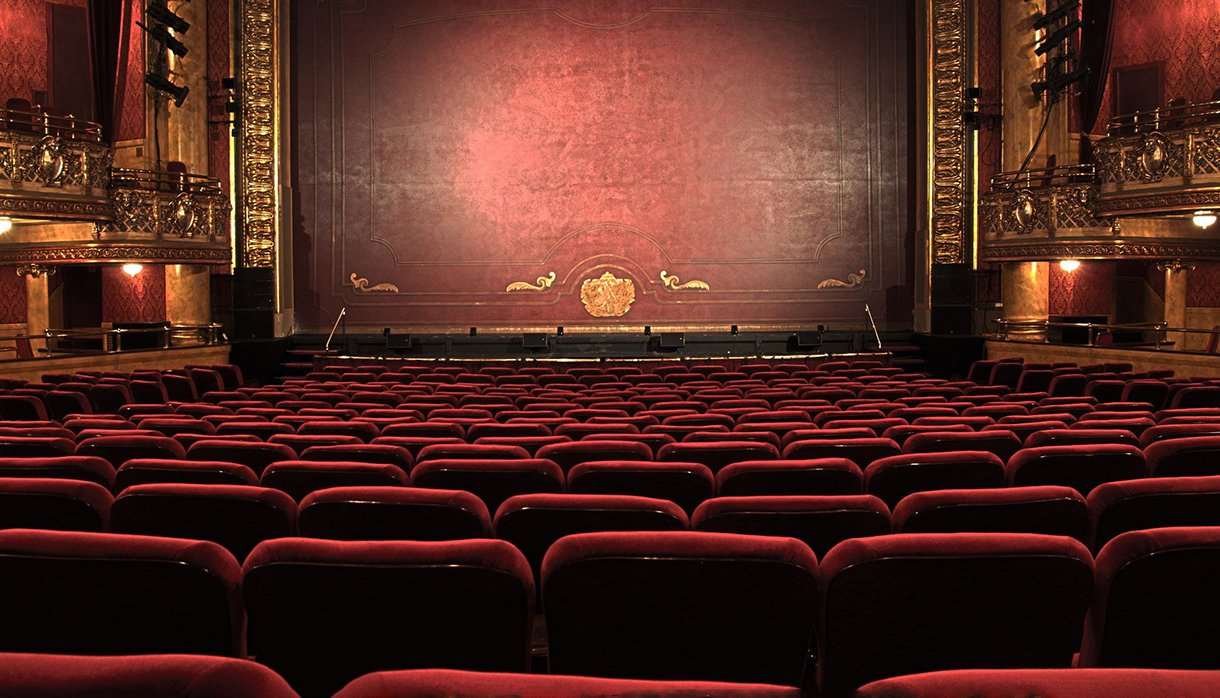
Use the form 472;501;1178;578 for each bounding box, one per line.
324;307;347;352
864;303;883;351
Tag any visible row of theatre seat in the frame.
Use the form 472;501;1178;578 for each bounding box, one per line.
3;525;1220;695
2;655;1220;698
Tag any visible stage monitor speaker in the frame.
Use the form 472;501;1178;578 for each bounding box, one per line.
658;332;685;350
386;333;412;351
522;333;548;349
791;330;823;348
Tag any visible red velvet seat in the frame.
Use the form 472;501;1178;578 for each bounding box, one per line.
716;457;862;496
335;669;799;697
243;538;533;697
1140;422;1220;446
0;455;115;488
535;440;653;473
1083;527;1220;668
188;440;297;475
883;423;973;446
1026;428;1140;448
261;460;408;501
215;420;293;440
495;493;687;588
568;460;713;513
42;391;91;421
1144;435;1220;476
136;417;216;438
75;435;186;468
0;529;242;655
111;484;296;560
0;653;297;698
865;451;1006;508
1169;386;1220;409
0;436;74;458
892;485;1088;540
1007;444;1148;495
298;486;490;541
544;531;817;686
298;443;413;471
693;494;889;557
0;477;111;532
781;437;901;469
656;440;779;473
114;458;258;491
269;433;362;451
1088;476;1220;550
902;430;1021;461
412;458;563;513
381;421;466;439
416;443;530;462
297;420;379;442
856;668;1220;698
819;533;1093;695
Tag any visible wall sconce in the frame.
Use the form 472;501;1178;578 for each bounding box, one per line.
1193;211;1217;229
1058;259;1081;272
0;218;12;235
122;263;144;277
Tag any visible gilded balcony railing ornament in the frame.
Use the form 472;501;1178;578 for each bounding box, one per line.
659;270;709;291
505;272;556;292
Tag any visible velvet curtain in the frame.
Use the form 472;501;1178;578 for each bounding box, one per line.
88;0;127;143
1078;0;1115;134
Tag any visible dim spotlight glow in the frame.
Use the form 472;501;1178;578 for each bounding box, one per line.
1193;211;1218;229
1059;259;1081;272
121;263;144;277
0;218;11;235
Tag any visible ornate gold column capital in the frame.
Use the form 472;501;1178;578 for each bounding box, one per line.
1155;260;1197;273
16;264;56;278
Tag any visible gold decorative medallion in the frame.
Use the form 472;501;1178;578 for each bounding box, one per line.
580;272;636;317
350;273;399;293
505;271;556;292
659;270;710;291
817;269;868;289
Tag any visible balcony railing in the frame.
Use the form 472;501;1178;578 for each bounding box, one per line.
0;323;227;360
0;107;111;220
980;165;1109;243
991;319;1220;352
101;167;230;241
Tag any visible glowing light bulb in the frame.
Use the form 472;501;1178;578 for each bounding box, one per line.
1059;259;1081;272
0;218;12;235
1193;211;1217;229
122;263;144;277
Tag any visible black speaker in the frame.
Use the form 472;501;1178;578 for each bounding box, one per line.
658;333;685;350
792;330;823;348
232;268;275;340
522;333;548;349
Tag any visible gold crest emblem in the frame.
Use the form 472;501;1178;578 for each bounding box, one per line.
580;272;636;317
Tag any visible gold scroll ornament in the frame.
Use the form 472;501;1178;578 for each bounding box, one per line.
350;273;399;293
505;272;556;292
580;271;636;317
816;269;867;289
659;270;710;290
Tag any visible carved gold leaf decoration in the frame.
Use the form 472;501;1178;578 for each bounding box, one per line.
659;270;710;291
816;269;867;289
580;271;636;317
505;271;556;292
350;272;399;293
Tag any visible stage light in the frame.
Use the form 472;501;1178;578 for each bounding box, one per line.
0;218;11;235
144;73;189;107
122;263;144;277
1193;211;1217;229
146;2;190;33
1059;259;1081;272
137;20;188;57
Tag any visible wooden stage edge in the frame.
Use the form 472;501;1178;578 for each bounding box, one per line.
986;340;1220;379
0;345;232;383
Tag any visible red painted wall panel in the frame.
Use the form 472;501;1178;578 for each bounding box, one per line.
1049;261;1114;317
0;267;28;325
0;0;86;106
101;265;166;323
291;0;913;331
1092;0;1220;132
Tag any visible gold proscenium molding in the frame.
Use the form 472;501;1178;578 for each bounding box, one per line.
659;270;710;291
505;272;557;292
929;0;967;264
350;273;399;293
238;0;279;268
817;269;868;289
580;271;636;317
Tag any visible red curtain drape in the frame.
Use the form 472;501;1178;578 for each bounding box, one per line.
1078;0;1115;135
88;0;128;143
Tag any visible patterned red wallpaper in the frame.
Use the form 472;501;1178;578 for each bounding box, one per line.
114;0;145;141
976;0;1002;189
0;0;87;105
292;0;914;331
1092;0;1220;132
0;266;28;325
206;0;230;188
1049;261;1114;316
1188;262;1220;308
101;265;166;323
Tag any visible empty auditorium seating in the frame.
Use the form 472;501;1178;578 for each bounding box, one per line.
298;486;490;540
892;485;1088;540
1006;444;1148;495
544;531;817;686
1143;435;1220;476
866;451;1006;507
819;533;1093;694
535;439;653;472
0;456;115;488
243;538;533;696
111;484;296;560
188;440;296;475
0;529;242;656
411;457;563;513
716;458;863;496
693;495;889;556
260;460;408;500
0;477;111;531
1088;476;1220;550
902;430;1022;461
567;460;714;513
114;458;259;491
0;653;298;698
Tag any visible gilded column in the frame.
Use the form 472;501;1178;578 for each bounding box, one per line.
165;264;212;325
238;0;280;269
1001;261;1049;336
